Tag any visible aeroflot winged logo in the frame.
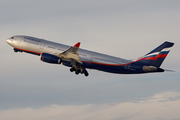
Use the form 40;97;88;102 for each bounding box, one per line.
6;36;174;77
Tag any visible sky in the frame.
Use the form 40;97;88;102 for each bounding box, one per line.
0;0;180;120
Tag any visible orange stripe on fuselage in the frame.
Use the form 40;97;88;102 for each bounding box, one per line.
14;47;41;55
14;48;135;67
82;60;131;66
14;47;129;67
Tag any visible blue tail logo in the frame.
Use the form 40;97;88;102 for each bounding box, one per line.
136;41;174;67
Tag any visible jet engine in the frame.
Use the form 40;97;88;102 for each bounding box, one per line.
40;53;62;64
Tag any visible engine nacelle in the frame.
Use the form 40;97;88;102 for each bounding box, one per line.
143;66;164;72
40;53;62;64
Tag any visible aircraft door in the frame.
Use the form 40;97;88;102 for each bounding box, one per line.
88;55;94;62
40;42;44;49
85;55;95;69
125;64;131;69
16;37;22;44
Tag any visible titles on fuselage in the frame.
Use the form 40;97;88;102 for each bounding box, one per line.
24;36;41;45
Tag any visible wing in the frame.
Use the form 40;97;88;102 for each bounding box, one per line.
58;42;82;64
57;42;89;76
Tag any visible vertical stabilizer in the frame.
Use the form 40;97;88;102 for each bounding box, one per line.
136;41;174;67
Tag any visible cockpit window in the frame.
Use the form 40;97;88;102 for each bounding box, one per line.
11;37;14;39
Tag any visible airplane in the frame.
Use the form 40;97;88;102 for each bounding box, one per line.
6;35;174;77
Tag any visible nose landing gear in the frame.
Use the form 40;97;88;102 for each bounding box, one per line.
14;48;23;53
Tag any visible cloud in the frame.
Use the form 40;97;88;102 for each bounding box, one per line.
1;92;180;120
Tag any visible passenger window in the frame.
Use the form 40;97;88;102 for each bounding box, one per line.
11;37;14;39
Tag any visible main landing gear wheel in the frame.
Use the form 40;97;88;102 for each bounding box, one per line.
70;66;89;77
70;67;76;72
75;69;81;75
84;71;89;77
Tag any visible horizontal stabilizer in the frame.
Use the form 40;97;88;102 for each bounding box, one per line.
164;69;175;72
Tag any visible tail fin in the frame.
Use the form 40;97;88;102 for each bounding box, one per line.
136;41;174;67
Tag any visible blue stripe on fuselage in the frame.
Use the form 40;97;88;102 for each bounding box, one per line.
62;60;145;74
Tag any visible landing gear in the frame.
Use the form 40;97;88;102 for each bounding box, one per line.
70;66;89;77
14;49;23;53
70;67;81;75
75;69;81;75
70;67;76;72
84;71;89;77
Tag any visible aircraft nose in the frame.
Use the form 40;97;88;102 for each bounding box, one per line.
6;39;10;43
6;38;13;45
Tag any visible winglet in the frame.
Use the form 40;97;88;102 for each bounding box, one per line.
74;42;81;47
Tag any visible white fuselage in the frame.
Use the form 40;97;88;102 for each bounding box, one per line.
6;35;131;66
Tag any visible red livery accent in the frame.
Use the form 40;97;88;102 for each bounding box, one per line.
138;57;158;61
74;42;81;47
156;54;168;58
137;53;168;62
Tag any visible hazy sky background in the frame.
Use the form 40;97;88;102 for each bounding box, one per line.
1;0;180;120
